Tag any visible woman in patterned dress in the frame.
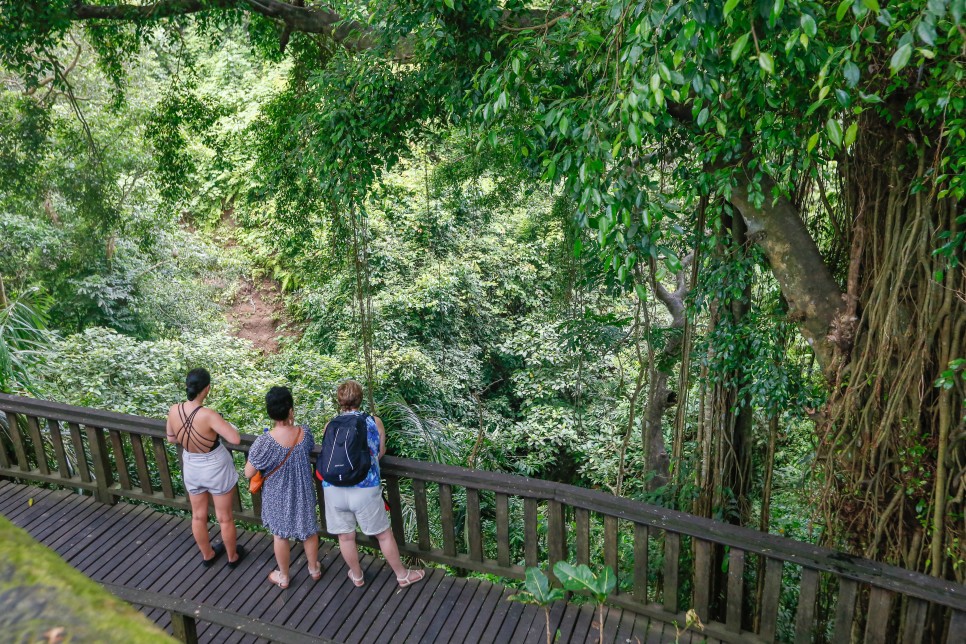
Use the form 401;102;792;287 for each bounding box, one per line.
244;386;321;588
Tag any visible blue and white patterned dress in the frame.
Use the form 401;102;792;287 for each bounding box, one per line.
248;426;319;540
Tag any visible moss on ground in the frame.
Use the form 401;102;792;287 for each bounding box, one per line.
0;513;170;643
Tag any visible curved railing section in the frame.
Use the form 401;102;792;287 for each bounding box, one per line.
1;394;964;644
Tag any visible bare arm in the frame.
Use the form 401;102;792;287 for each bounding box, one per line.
244;460;257;479
165;410;178;444
374;416;387;460
206;410;241;445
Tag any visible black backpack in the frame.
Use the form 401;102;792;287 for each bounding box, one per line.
318;413;371;486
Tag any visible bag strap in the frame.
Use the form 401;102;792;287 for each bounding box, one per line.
264;428;302;481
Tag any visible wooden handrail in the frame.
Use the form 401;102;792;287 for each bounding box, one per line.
2;393;964;643
102;583;333;644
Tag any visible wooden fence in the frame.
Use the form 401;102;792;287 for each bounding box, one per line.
1;394;964;643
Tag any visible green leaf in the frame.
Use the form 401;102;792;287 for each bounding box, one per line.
917;21;937;46
628;121;641;145
724;0;741;18
758;52;775;74
596;567;617;599
836;0;854;20
800;14;817;37
826;119;843;147
843;61;860;87
731;33;751;63
697;107;709;127
553;562;613;600
844;121;858;146
890;43;912;74
807;132;820;152
524;567;558;604
862;0;880;12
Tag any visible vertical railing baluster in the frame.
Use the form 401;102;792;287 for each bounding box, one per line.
6;411;29;472
727;548;745;633
794;568;819;644
26;415;49;475
758;557;783;641
495;492;510;568
900;597;928;644
130;435;153;494
466;488;483;562
47;419;71;478
86;426;114;504
831;578;858;644
693;538;711;622
439;483;457;557
385;476;406;544
863;586;894;644
547;500;566;572
413;479;431;552
524;497;538;569
108;430;131;490
575;508;590;566
170;612;198;644
603;515;618;581
663;531;680;613
151;436;175;499
633;523;648;604
68;422;91;483
0;416;11;469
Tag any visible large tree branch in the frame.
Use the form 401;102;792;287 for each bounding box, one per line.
70;1;563;54
729;170;846;372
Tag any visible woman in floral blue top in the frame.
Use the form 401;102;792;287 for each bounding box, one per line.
245;386;320;588
322;380;424;589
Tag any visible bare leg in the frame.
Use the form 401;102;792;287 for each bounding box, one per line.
304;532;320;570
212;491;238;561
188;492;214;559
337;532;363;579
273;535;291;578
375;528;410;578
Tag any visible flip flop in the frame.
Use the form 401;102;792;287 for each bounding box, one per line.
227;544;246;569
348;569;365;587
268;570;289;589
202;543;225;568
396;569;425;588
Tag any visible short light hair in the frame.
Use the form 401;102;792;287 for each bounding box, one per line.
337;380;364;411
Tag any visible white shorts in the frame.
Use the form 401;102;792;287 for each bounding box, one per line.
323;485;390;536
182;444;239;496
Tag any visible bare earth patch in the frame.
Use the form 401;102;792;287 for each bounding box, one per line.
225;278;297;355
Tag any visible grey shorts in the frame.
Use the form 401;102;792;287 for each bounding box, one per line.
323;485;390;536
182;444;239;497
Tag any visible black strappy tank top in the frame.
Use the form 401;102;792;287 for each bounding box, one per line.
176;403;220;453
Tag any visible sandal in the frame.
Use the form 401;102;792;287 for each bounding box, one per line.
268;570;290;589
202;543;225;568
396;569;425;588
348;569;365;587
308;563;322;581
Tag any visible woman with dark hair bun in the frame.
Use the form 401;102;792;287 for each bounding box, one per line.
166;368;245;568
244;386;320;588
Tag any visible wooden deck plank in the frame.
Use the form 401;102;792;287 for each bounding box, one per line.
458;582;506;644
446;579;497;644
398;571;459;643
0;481;664;644
422;577;483;643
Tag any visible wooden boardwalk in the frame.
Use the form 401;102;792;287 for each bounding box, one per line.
0;481;692;644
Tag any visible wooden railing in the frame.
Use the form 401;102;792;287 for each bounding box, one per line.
1;394;964;643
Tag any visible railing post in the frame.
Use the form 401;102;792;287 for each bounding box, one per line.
547;499;565;584
170;612;198;644
85;426;115;505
